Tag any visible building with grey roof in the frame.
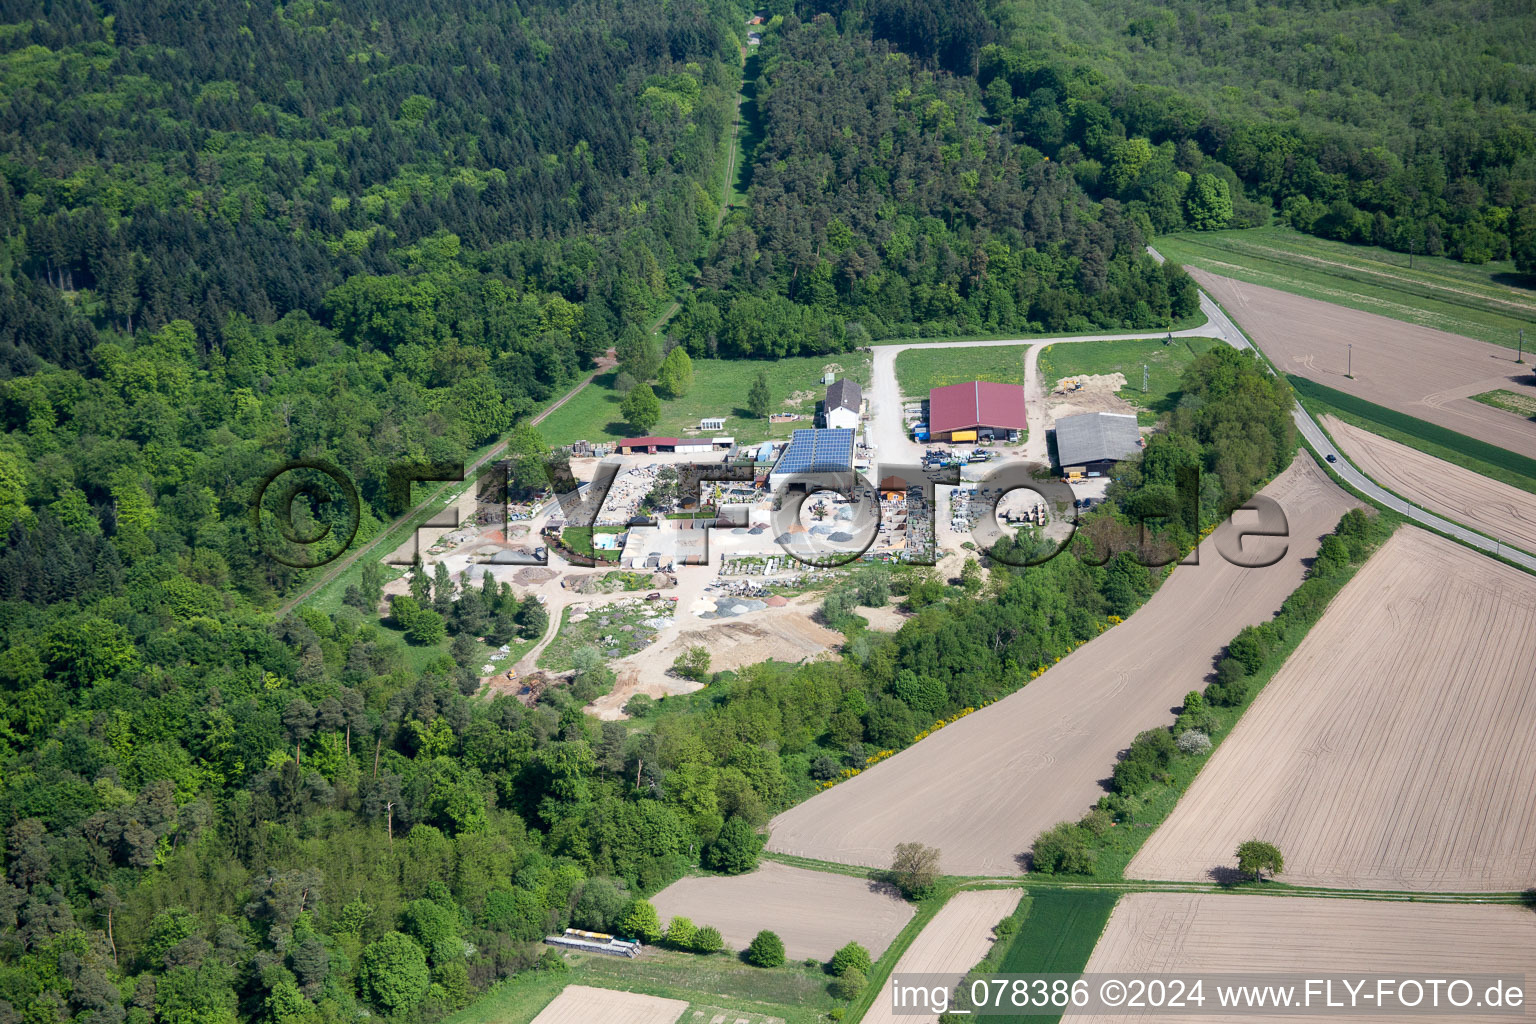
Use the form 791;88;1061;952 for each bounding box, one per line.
1053;412;1141;477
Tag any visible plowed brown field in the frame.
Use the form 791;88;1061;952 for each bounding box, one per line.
766;457;1358;875
1192;270;1536;458
861;889;1021;1024
1077;893;1536;1024
1128;528;1536;891
650;861;913;961
1323;414;1536;555
529;985;687;1024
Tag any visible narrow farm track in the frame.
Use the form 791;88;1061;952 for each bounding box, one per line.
1127;528;1536;892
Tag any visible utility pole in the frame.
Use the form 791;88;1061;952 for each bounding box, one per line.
1519;328;1525;365
1142;363;1149;394
1347;343;1353;379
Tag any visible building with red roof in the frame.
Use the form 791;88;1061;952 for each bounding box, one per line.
617;436;678;453
926;381;1027;442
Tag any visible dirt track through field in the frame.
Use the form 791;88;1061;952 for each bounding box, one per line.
1322;415;1536;554
1077;893;1536;1024
1192;270;1536;459
529;985;687;1024
1128;527;1536;891
861;889;1021;1024
650;861;914;962
766;456;1358;875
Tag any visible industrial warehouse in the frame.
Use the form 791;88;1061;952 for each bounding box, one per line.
922;380;1027;443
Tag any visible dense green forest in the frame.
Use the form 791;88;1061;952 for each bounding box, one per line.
797;0;1536;270
670;14;1200;351
0;0;1457;1021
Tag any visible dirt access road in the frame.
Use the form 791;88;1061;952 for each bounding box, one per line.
867;292;1245;468
1078;893;1536;1024
1192;268;1536;459
1128;527;1536;892
766;456;1358;875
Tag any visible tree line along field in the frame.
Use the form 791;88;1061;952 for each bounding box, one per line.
1037;336;1221;423
1191;270;1536;460
765;457;1358;875
536;352;871;447
1076;894;1536;1024
1127;527;1536;892
1156;228;1536;350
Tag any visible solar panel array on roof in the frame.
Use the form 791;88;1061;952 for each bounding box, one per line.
771;428;856;476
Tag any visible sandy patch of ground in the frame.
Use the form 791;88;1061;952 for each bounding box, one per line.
1078;893;1536;1024
1323;414;1536;555
1128;527;1536;891
857;600;912;632
585;599;841;719
766;456;1359;875
1192;269;1536;459
1045;372;1137;425
650;861;914;962
861;889;1021;1024
529;985;687;1024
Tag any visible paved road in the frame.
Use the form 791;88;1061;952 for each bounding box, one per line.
867;312;1229;467
1148;247;1536;571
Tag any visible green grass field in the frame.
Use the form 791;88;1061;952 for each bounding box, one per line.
1157;227;1536;350
1471;389;1536;422
976;889;1119;1023
559;525;625;563
1290;376;1536;495
895;345;1027;395
1038;337;1221;424
537;352;871;448
444;947;835;1024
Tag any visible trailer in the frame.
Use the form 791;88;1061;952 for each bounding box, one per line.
543;929;643;958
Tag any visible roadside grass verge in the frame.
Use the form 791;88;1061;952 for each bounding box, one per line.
1157;227;1536;349
1471;389;1536;421
443;945;834;1024
1038;336;1221;424
537;352;871;448
1289;375;1536;494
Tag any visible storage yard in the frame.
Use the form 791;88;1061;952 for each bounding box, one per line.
1192;269;1536;459
650;861;914;962
1077;893;1536;1024
1127;527;1536;891
1323;414;1536;554
766;457;1359;875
